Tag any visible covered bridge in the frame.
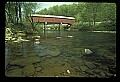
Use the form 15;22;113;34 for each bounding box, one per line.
30;14;75;24
30;14;75;30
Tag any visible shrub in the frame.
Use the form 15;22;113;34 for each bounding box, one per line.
72;22;82;29
23;23;34;34
72;22;93;31
12;23;25;31
78;24;93;31
95;21;116;31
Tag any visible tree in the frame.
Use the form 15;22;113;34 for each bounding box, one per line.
101;3;116;22
5;2;16;23
15;2;19;23
5;2;23;24
82;2;102;28
18;2;22;23
22;2;38;30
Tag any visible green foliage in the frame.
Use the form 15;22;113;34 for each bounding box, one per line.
14;23;25;28
94;22;116;31
72;22;93;31
63;25;69;30
100;3;116;22
5;2;116;31
72;22;83;29
77;24;93;31
34;24;43;32
6;23;14;28
36;2;116;31
23;2;37;16
22;22;34;34
37;2;85;17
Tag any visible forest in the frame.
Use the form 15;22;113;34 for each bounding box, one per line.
5;2;116;34
36;2;116;31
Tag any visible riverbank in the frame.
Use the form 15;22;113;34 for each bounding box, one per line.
65;29;116;34
89;31;116;34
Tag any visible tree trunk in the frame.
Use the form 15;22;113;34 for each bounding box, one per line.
88;19;91;26
15;2;19;23
92;6;96;28
93;13;96;28
19;3;22;23
8;2;11;23
30;15;35;30
27;14;35;31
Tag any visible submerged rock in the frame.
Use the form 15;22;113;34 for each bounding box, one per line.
73;48;85;55
40;59;74;77
45;49;60;56
23;64;35;76
84;61;96;69
35;66;42;72
37;53;47;57
85;69;94;76
10;56;41;66
79;65;89;72
5;68;22;77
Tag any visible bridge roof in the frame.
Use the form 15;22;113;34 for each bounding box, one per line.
30;14;75;20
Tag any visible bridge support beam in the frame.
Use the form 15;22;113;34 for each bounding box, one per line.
58;23;60;36
43;22;45;31
43;22;47;31
58;22;62;36
69;24;72;31
43;22;47;38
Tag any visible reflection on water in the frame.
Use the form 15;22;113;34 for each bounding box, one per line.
5;30;116;77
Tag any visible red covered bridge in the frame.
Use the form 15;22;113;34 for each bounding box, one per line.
30;14;75;24
30;14;75;30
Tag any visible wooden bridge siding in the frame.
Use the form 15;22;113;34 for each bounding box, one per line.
32;16;74;24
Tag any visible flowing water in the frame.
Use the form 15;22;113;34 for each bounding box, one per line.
5;30;116;77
